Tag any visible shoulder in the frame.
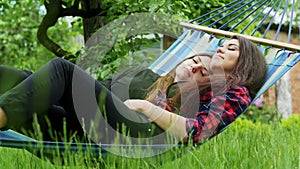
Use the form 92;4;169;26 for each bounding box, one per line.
223;85;252;111
129;68;160;99
202;85;250;100
112;66;159;83
110;66;159;100
202;85;251;108
227;85;251;101
130;68;160;84
229;85;249;92
228;85;250;94
112;66;147;80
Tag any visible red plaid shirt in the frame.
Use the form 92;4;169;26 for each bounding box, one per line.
154;85;251;145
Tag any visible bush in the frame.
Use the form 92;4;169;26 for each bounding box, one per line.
241;105;279;124
280;114;300;131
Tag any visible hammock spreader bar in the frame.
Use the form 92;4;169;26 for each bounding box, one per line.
180;22;300;52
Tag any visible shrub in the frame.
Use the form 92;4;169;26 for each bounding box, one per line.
280;114;300;131
241;105;279;124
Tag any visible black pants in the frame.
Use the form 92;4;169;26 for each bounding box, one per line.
0;64;82;141
0;58;164;143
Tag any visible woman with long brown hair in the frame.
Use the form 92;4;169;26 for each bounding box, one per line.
124;35;267;143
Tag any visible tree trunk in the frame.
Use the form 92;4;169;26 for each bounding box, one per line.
82;0;104;42
275;71;292;119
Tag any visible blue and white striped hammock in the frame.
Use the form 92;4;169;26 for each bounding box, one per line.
1;0;299;158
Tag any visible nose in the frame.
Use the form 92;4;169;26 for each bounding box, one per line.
191;64;203;73
216;46;224;53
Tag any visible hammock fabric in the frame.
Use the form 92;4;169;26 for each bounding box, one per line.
1;0;300;158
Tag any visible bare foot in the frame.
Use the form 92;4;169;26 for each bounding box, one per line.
0;107;7;128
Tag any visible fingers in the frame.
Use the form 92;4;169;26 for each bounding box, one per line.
123;100;134;109
201;68;209;76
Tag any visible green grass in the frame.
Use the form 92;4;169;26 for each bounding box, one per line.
1;116;299;169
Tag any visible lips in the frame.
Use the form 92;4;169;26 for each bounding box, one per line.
215;54;224;60
218;55;224;60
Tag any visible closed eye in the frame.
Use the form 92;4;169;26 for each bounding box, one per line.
192;58;198;64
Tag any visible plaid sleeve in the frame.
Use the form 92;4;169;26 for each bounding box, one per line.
185;86;251;144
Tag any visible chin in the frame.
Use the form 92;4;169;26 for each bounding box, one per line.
211;64;221;69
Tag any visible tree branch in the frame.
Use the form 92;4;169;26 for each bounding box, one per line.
37;0;103;60
61;0;102;18
61;7;102;18
37;0;76;60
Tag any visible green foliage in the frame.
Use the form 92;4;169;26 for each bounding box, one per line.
280;114;300;131
1;0;272;74
101;0;232;24
0;0;82;71
0;0;47;70
79;12;183;80
89;0;267;80
2;0;299;72
242;105;279;124
48;17;83;54
79;0;236;80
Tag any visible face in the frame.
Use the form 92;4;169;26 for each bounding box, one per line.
210;39;240;75
174;55;211;82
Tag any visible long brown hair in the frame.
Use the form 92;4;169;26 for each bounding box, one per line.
145;35;267;111
228;35;267;98
144;53;213;112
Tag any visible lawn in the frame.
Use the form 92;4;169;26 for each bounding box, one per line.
0;116;299;169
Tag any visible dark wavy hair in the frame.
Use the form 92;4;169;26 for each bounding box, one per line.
145;35;267;112
228;35;267;98
144;53;213;103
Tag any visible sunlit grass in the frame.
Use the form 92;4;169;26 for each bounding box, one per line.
1;116;299;169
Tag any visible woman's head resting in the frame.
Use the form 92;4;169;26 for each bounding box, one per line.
215;35;267;98
210;38;240;76
174;54;212;82
175;35;267;98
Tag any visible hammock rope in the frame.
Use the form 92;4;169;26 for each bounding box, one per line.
190;0;242;24
239;0;273;34
251;0;279;36
274;0;289;41
207;1;255;28
219;0;267;30
189;0;299;52
287;0;296;43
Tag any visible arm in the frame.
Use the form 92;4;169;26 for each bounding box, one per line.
124;99;188;140
186;86;252;144
124;86;251;144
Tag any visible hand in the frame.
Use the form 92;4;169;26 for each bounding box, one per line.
123;99;151;113
0;107;7;128
124;100;187;140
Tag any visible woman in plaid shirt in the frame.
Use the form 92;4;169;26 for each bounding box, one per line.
0;35;266;145
124;35;267;144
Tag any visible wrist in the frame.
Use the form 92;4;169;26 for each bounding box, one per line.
0;107;8;128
